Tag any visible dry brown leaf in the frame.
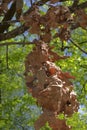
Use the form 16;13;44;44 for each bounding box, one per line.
51;0;60;4
49;50;69;61
29;22;40;34
40;32;52;42
58;27;71;41
36;68;47;88
77;10;87;29
63;72;75;79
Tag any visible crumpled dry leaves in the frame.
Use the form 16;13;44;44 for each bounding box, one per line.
75;9;87;29
20;5;72;42
25;40;79;130
34;110;71;130
20;4;86;42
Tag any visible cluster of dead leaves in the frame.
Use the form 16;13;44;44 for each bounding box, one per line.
21;4;87;42
35;111;71;130
74;9;87;29
20;5;72;42
24;40;79;130
1;0;87;42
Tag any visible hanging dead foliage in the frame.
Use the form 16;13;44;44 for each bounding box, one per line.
20;3;87;43
75;9;87;29
21;5;72;42
0;0;87;42
24;40;79;130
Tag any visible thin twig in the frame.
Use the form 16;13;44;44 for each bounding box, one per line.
0;20;20;25
60;41;70;51
0;42;33;47
30;0;33;6
81;80;87;93
0;89;1;104
70;39;87;54
61;41;64;51
6;45;9;69
78;41;87;44
72;0;79;7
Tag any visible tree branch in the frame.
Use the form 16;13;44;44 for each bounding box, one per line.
0;24;28;41
70;39;87;54
0;1;16;33
70;1;87;12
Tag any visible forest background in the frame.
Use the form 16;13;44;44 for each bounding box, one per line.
0;0;87;130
